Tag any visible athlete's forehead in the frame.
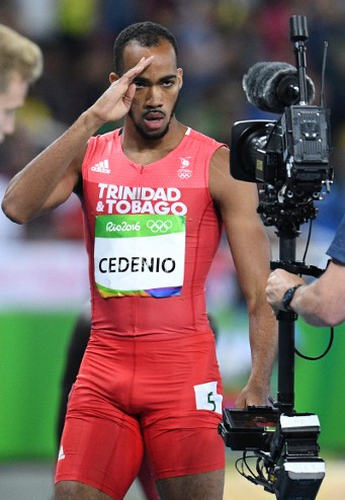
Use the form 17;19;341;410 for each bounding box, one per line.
121;40;178;79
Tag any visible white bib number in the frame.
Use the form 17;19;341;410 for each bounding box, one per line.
194;381;223;415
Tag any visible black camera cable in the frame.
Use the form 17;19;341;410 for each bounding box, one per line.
295;218;334;361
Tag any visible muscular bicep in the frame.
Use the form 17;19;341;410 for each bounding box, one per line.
210;148;271;301
41;161;80;212
2;121;90;224
39;147;85;214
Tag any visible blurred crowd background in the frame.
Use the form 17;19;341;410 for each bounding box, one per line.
3;0;345;237
0;0;345;239
0;0;344;496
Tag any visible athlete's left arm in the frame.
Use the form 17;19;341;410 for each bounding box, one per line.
209;147;278;407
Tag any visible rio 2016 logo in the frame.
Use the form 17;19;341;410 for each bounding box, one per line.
105;221;141;232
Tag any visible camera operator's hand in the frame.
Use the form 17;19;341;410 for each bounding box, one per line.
266;269;305;312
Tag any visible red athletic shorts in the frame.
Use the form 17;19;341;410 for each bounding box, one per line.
55;330;225;499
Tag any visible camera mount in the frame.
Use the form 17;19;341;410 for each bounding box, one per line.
219;15;329;498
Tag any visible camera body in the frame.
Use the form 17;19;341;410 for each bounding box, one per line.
230;104;332;230
231;105;331;187
229;12;333;233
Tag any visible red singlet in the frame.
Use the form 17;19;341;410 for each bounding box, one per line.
56;127;227;499
83;126;224;337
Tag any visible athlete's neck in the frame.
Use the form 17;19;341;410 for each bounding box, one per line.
121;117;187;165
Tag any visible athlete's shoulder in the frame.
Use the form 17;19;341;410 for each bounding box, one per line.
91;128;121;144
186;126;228;149
83;128;122;166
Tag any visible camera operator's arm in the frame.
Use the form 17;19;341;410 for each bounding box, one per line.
210;148;278;408
267;213;345;326
2;57;153;223
267;262;345;326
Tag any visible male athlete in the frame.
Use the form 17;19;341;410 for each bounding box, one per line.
2;22;277;500
0;23;42;143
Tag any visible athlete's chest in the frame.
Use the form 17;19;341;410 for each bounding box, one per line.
83;148;208;219
86;147;198;184
83;137;220;299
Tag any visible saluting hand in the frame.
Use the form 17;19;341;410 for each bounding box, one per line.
86;56;153;127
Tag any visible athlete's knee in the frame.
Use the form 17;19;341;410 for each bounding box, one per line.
55;481;82;500
157;469;224;500
55;480;113;499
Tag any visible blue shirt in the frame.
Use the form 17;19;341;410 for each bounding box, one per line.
326;213;345;264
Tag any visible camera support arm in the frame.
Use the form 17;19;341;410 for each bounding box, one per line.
271;230;327;413
270;261;324;278
274;234;298;414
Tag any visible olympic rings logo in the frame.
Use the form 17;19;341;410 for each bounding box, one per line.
146;219;173;233
178;169;192;179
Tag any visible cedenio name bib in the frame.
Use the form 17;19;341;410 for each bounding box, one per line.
94;214;186;298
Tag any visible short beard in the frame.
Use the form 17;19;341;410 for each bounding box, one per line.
131;116;171;140
129;97;179;141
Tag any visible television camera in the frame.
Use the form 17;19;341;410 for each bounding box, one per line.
218;15;331;499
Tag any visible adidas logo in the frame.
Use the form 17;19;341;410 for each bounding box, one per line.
58;445;65;461
91;159;111;174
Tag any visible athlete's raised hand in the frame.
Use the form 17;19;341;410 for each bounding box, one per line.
87;56;153;127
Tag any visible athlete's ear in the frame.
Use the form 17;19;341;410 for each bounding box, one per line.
109;72;119;84
177;68;183;90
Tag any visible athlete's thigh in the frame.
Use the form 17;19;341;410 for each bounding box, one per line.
55;386;144;499
157;469;224;500
143;415;225;481
141;332;225;480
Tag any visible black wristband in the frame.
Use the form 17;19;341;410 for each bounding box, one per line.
282;284;302;311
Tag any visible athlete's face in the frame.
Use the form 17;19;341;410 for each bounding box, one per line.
112;40;183;140
0;72;28;143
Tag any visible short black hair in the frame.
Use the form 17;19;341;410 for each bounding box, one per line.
113;21;178;75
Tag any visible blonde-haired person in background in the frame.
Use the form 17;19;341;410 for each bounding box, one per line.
0;23;43;143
